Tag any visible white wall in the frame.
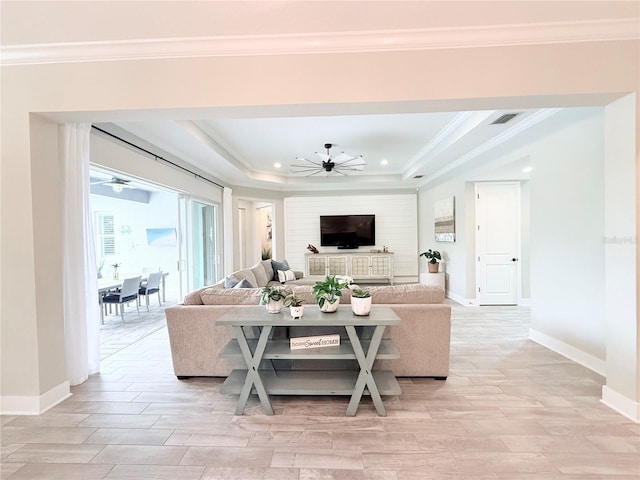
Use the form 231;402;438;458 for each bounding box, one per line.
528;111;606;364
419;108;607;363
284;194;418;281
603;94;638;416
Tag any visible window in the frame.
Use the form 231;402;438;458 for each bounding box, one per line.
96;212;116;257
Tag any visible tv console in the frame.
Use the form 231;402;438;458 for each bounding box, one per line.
305;251;394;284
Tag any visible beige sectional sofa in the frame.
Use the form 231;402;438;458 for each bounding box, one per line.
165;282;452;379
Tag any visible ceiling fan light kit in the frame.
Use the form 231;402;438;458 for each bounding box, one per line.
291;143;366;176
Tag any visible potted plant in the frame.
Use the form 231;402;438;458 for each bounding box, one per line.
284;292;305;318
260;285;286;313
420;249;441;273
351;289;372;316
111;262;121;280
312;275;349;313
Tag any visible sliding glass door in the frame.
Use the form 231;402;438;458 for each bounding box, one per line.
177;196;220;296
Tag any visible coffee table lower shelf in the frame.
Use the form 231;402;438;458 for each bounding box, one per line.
221;369;401;396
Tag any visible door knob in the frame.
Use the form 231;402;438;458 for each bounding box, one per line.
511;258;518;262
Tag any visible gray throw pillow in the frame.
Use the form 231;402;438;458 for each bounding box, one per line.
224;275;239;288
271;259;290;280
233;278;254;289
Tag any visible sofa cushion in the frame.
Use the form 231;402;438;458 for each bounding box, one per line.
224;275;240;288
233;278;254;289
232;268;258;288
200;287;263;305
277;269;297;283
271;259;289;280
261;260;274;283
183;287;206;305
251;263;269;287
369;284;445;304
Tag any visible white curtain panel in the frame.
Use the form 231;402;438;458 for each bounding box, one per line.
61;123;100;385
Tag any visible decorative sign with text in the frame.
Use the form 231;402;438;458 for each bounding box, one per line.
290;334;340;350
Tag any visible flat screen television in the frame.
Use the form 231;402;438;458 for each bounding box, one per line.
320;214;375;249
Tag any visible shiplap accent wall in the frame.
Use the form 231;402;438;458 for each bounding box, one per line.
284;194;418;281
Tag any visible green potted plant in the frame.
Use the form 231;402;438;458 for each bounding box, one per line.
260;285;286;314
351;288;372;316
111;262;121;280
312;275;349;313
420;249;441;273
284;292;305;318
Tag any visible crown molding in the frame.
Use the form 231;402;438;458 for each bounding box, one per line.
2;19;638;66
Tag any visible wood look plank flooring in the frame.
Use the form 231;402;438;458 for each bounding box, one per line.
2;299;639;479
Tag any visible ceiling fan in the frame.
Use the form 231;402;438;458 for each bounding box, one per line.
90;177;134;193
291;143;366;176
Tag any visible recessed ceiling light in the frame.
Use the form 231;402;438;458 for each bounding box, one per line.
522;166;533;173
274;162;282;169
380;159;388;166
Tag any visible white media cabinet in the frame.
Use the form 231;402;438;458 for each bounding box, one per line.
305;252;394;284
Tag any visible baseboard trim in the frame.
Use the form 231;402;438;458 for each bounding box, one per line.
602;386;640;423
528;328;606;376
0;381;71;415
446;291;478;306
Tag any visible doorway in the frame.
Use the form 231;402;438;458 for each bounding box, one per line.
475;181;521;305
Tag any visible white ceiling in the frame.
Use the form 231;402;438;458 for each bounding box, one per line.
99;104;572;192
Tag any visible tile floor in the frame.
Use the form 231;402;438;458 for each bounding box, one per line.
1;300;639;479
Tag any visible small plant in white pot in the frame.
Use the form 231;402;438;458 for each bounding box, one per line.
260;285;286;314
351;289;372;316
313;275;349;313
284;292;305;319
420;249;442;273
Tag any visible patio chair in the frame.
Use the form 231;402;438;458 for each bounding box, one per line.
138;271;163;311
102;275;142;322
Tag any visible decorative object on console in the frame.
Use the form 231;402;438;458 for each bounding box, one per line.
420;249;442;273
291;143;366;176
435;197;456;242
307;244;319;254
260;285;287;313
313;275;350;313
111;262;121;280
284;292;305;318
351;289;372;316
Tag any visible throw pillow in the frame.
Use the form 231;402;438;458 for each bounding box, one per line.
224;275;240;288
277;269;296;283
271;259;290;280
233;278;254;289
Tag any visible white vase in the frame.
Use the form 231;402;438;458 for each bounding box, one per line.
290;305;304;319
320;296;340;313
265;299;283;314
351;296;372;316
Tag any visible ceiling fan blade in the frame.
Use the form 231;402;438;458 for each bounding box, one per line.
315;152;330;161
340;157;367;167
332;152;357;163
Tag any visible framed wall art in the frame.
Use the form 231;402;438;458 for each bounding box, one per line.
434;197;455;242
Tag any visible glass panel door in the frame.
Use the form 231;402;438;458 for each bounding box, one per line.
177;196;220;296
192;200;218;289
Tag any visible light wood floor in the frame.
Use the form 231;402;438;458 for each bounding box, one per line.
2;301;639;479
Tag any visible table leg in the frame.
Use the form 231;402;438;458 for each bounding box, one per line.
345;324;387;416
232;324;274;415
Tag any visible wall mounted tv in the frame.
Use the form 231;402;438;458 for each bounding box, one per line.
320;214;375;249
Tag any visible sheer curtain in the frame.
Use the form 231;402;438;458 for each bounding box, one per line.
61;123;100;385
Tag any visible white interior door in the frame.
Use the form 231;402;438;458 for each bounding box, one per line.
476;182;520;305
